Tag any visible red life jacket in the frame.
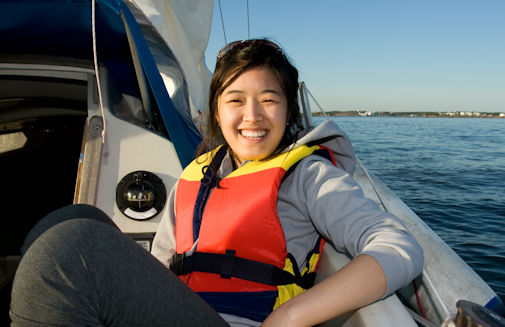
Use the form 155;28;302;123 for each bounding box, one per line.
173;144;335;321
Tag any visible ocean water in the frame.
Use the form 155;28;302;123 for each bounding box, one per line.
314;116;505;300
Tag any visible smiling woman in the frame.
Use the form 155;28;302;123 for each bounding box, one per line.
151;39;423;326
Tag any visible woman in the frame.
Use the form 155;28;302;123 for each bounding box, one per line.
10;39;423;327
152;39;423;326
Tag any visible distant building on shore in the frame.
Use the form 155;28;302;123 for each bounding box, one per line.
357;111;374;117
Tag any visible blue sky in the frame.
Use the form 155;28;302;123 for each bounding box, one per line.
204;0;505;113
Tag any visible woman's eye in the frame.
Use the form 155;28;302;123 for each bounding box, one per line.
262;98;277;103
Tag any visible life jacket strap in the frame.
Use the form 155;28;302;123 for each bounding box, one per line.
192;146;228;242
170;250;316;289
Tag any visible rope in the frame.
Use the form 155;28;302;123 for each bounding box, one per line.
405;307;439;327
413;279;428;318
91;0;106;143
218;0;227;44
246;0;250;39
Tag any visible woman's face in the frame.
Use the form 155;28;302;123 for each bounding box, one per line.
217;66;288;166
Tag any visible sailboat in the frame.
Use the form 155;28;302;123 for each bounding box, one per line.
1;1;503;326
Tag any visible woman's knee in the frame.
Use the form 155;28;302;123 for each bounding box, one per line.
21;204;117;255
11;218;121;326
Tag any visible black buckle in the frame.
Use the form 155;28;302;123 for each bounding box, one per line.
170;253;185;275
220;249;236;279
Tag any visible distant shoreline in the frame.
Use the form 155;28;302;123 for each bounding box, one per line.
313;111;505;118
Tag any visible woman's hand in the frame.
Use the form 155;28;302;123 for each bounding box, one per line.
261;254;386;327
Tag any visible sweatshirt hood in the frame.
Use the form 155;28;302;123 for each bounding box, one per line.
286;119;357;174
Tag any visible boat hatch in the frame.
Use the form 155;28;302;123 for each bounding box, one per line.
0;70;91;257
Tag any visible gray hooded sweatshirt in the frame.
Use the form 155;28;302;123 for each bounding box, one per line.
152;119;424;325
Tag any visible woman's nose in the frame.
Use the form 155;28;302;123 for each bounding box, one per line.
243;100;263;122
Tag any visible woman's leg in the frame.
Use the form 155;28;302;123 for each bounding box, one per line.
10;204;228;327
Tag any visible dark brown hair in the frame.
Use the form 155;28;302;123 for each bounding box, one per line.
195;39;303;159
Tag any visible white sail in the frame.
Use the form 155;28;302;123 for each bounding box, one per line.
133;0;214;133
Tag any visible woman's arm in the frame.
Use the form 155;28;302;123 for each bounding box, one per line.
278;156;423;296
272;156;424;326
151;183;178;267
261;254;386;327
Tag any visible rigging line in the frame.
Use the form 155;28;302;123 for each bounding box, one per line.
356;156;388;211
91;0;106;143
246;0;250;39
218;0;227;44
422;270;451;318
305;85;329;118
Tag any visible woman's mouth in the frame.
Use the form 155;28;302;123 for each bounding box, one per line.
240;129;267;139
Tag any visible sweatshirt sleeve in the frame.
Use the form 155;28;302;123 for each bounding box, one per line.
280;156;424;296
151;182;178;268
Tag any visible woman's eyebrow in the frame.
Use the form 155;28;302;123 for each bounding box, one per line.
223;89;243;95
261;89;281;95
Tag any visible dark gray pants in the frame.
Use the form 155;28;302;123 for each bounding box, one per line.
10;204;228;327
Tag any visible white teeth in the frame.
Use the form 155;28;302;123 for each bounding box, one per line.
241;130;266;138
